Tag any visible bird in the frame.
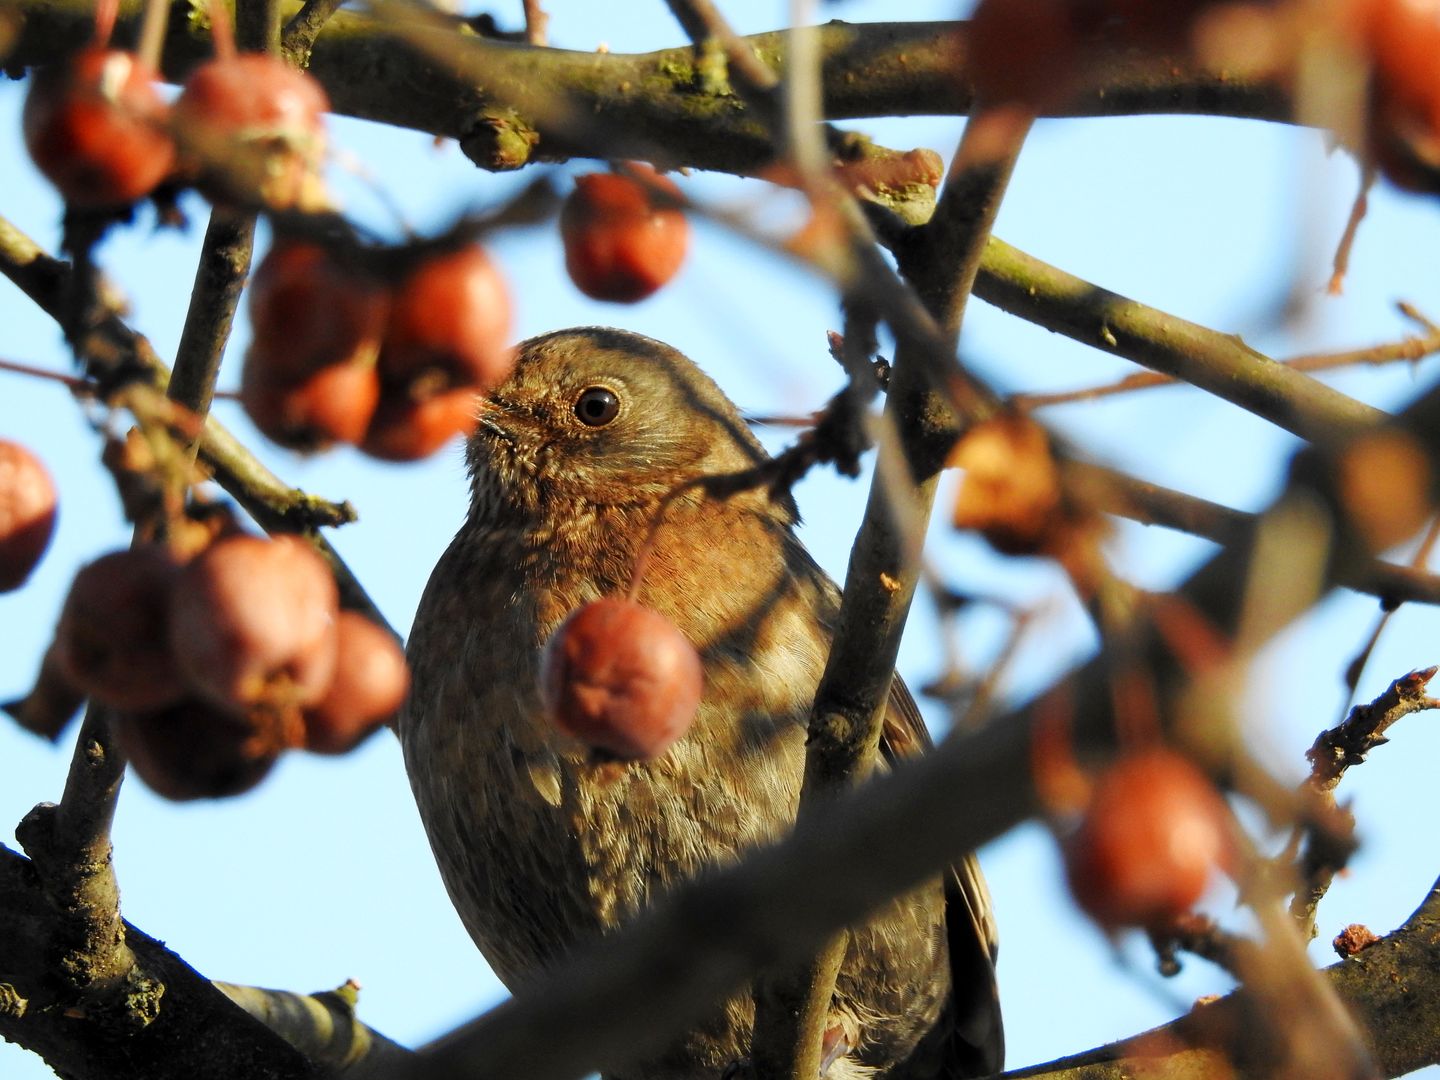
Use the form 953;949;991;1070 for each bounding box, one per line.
398;326;1002;1080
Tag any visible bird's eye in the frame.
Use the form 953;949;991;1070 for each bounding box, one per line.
574;386;621;427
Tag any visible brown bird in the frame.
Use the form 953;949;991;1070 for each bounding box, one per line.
399;327;1002;1080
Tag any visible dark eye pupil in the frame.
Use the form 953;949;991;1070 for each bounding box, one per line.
575;387;620;426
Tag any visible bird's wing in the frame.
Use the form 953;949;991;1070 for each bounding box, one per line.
883;675;1005;1077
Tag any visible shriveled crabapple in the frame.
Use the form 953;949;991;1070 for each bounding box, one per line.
23;45;176;207
168;534;339;711
1063;748;1233;929
303;610;410;754
539;597;704;761
560;165;690;303
0;440;58;592
54;545;186;712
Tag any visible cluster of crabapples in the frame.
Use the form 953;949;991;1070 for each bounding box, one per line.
22;11;693;442
969;0;1440;192
240;158;689;457
23;30;330;213
1;439;408;796
13;8;703;785
71;533;406;798
3;441;702;797
240;238;515;459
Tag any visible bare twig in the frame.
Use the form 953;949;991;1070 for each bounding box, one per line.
236;0;282;51
1340;512;1440;700
1064;459;1440;608
751;106;1030;1080
0;356;94;391
664;0;778;94
1147;913;1248;979
1328;165;1376;296
520;0;547;46
1307;666;1438;797
168;208;255;440
1288;667;1440;938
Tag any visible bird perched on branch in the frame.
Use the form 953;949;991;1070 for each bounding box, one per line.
399;327;1002;1080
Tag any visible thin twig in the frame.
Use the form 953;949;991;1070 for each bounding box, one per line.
1064;459;1440;608
168;208;255;439
1288;665;1440;940
1307;666;1439;796
1339;512;1440;699
135;0;169;71
520;0;547;46
1148;913;1249;979
663;0;780;94
1328;164;1376;296
0;357;94;391
753;104;1030;1080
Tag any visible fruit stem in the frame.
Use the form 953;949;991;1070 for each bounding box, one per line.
136;0;171;72
0;356;93;392
92;0;119;47
209;0;238;60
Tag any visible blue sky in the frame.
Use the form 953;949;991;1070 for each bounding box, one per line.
3;2;1440;1077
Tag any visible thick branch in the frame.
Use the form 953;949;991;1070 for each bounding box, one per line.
1065;460;1440;607
5;4;1292;174
0;844;319;1080
215;982;414;1077
1007;877;1440;1080
974;236;1386;445
11;717;145;1029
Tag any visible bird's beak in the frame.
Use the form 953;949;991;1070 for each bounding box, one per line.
474;398;515;443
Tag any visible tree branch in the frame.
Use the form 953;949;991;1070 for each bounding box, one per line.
1064;459;1440;607
973;236;1386;445
0;843;322;1080
1012;303;1440;411
6;4;1293;175
168;207;256;440
1007;876;1440;1080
